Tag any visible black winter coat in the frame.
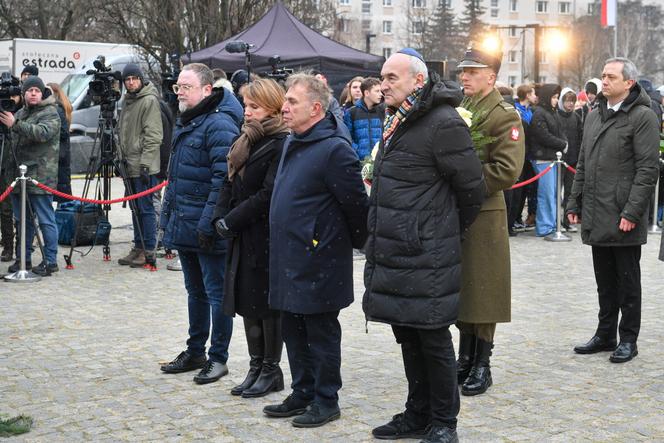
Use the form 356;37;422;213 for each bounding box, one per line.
557;109;583;166
213;133;287;318
529;84;566;161
363;77;485;330
269;113;369;315
566;84;660;246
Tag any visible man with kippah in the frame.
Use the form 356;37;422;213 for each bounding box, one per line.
117;63;163;268
364;48;485;443
0;75;61;276
455;45;524;396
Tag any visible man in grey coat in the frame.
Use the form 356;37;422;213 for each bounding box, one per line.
566;57;660;363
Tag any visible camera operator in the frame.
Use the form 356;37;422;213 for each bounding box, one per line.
116;64;163;268
0;92;21;262
0;75;60;276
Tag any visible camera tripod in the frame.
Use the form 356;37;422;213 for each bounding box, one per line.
64;101;155;269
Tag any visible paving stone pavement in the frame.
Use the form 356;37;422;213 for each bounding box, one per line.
1;178;664;442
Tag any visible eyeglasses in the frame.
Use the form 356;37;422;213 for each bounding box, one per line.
172;83;199;94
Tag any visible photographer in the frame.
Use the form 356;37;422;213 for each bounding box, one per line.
0;76;60;276
0;91;21;262
116;64;163;268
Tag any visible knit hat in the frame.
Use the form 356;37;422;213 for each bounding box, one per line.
122;63;144;81
21;65;39;77
21;76;45;95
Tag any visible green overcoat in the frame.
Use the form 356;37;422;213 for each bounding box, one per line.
458;88;524;324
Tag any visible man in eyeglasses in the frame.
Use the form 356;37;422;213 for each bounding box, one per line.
117;63;163;268
159;63;243;384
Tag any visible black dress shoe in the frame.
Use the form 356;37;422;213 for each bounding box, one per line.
193;360;228;384
461;366;492;396
291;404;340;428
609;342;638;363
263;393;312;418
573;336;617;354
372;412;429;440
160;351;207;373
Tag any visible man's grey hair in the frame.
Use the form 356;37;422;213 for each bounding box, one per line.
408;56;428;78
182;63;214;87
605;57;639;81
285;72;331;111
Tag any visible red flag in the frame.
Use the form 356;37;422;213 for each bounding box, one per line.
601;0;617;28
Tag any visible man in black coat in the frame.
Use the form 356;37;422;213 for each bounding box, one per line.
364;49;485;443
567;58;660;363
263;73;369;427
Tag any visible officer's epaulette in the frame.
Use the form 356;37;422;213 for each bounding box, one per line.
498;101;516;112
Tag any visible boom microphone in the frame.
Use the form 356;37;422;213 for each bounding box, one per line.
225;41;254;54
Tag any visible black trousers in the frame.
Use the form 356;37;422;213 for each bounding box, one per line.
392;325;459;429
281;310;342;408
591;245;642;343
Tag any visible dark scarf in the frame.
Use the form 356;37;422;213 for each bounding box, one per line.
227;116;288;181
179;89;224;126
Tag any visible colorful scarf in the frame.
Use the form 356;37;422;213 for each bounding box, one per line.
382;84;426;146
227;116;288;181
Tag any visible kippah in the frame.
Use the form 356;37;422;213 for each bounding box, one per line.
397;48;425;62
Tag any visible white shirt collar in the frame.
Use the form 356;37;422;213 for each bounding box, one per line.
608;101;623;112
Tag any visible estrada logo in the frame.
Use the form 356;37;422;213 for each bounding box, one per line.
22;56;76;70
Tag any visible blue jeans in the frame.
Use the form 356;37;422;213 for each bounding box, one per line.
532;161;557;236
178;250;233;364
11;193;58;264
128;176;157;250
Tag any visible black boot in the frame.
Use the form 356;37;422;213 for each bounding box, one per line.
242;315;284;398
230;317;264;396
456;332;476;385
1;242;12;262
461;338;493;396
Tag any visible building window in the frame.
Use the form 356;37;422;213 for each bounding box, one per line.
538;76;547;83
383;20;392;33
508;50;517;62
383;47;392;58
412;0;426;7
509;26;518;37
338;0;350;4
508;75;517;86
439;0;451;6
383;0;392;5
491;8;498;17
362;19;371;30
412;21;424;34
510;0;518;11
362;0;371;13
559;1;570;13
536;1;548;13
539;50;548;63
588;2;598;14
490;0;498;6
337;18;350;32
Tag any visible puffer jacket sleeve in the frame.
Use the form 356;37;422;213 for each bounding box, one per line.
197;116;240;236
343;108;357;151
621;109;660;223
432;116;485;231
323;140;369;248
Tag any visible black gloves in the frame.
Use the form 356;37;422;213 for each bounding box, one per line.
140;165;150;186
198;232;215;252
214;218;237;239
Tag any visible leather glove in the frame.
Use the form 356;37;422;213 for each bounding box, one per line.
215;218;237;239
198;232;216;253
140;165;150;186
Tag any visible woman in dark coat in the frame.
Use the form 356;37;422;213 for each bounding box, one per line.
47;83;72;202
213;78;289;398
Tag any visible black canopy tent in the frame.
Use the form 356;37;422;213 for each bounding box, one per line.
186;1;384;95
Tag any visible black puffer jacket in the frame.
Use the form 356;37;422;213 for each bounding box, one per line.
363;76;485;329
529;84;567;161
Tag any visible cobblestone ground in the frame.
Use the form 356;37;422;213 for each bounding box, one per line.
1;178;664;442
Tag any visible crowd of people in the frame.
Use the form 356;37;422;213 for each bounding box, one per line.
2;44;664;443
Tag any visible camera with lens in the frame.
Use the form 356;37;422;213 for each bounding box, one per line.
86;56;122;106
265;55;293;83
0;71;21;114
161;52;181;107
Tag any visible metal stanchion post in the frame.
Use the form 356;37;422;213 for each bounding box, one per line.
5;165;42;282
545;152;572;242
649;172;661;234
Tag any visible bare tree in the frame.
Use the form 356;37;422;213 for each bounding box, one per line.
0;0;98;40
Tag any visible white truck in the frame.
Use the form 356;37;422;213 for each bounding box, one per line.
0;38;138;84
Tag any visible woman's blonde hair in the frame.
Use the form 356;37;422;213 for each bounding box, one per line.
241;77;286;120
47;82;72;125
343;76;364;106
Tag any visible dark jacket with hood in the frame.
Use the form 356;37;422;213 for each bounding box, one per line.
160;88;243;253
557;87;583;166
566;83;660;246
269;112;369;315
363;75;485;330
529;83;566;161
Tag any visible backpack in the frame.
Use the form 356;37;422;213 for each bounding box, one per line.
157;100;175;179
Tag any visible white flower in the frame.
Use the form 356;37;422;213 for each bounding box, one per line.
370;141;380;160
455;107;473;127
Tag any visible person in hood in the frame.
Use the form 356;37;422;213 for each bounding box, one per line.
529;83;566;237
117;63;164;268
456;46;524;398
557;87;583;232
364;49;485;443
159;63;242;385
0;75;60;276
263;73;368;428
576;78;602;124
567;57;660;364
